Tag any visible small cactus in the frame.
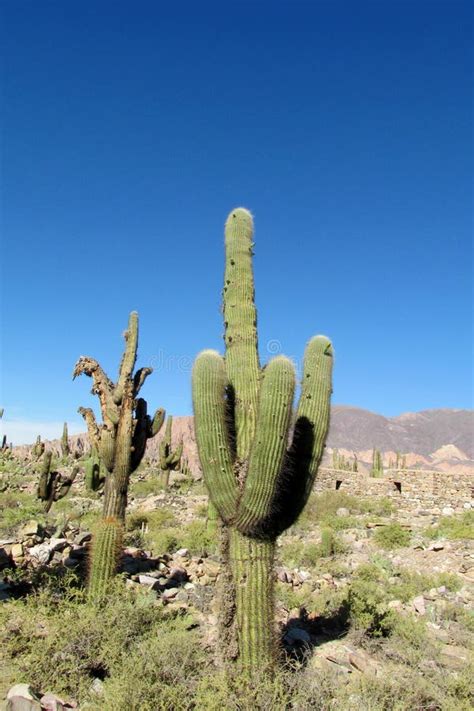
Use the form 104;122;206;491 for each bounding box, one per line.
159;416;183;488
371;448;384;477
37;451;79;512
61;422;70;458
33;435;45;460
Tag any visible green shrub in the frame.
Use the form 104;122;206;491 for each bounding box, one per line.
425;511;474;541
180;520;217;556
373;523;410;549
0;580;197;703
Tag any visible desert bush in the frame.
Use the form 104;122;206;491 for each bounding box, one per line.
425;510;474;541
0;579;190;700
373;523;410;549
0;491;45;535
180;520;217;556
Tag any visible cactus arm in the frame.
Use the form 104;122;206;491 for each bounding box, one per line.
292;335;333;483
223;209;259;458
77;407;100;450
113;311;138;404
73;357;118;426
54;466;79;501
133;367;153;395
37;451;53;500
234;356;295;536
272;336;333;534
149;408;165;436
192;350;237;522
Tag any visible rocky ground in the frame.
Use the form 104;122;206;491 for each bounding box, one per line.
0;452;473;710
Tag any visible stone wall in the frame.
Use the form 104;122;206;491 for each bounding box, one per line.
315;468;473;515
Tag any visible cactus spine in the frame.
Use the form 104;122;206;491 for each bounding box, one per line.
192;208;333;670
61;422;70;458
159;416;183;488
74;312;164;599
37;451;79;512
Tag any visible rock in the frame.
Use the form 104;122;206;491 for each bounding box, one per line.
387;599;403;610
439;644;469;670
297;570;311;583
90;678;104;696
412;595;426;615
277;568;291;583
7;686;36;702
429;542;444;551
39;692;71;710
168;566;188;583
175;548;189;558
75;531;92;545
442;507;455;516
6;684;41;711
284;627;311;645
28;543;51;565
162;587;179;601
19;521;42;538
463;502;472;510
336;507;350;517
48;538;69;553
348;649;380;676
137;574;161;590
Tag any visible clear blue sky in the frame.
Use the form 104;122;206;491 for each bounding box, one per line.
1;1;472;443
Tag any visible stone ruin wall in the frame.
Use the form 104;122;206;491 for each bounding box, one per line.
314;468;473;515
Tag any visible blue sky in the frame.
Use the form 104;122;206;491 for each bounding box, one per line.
1;1;472;443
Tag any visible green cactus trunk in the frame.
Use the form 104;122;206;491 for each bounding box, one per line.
192;208;333;671
88;517;123;603
61;422;70;458
229;530;275;668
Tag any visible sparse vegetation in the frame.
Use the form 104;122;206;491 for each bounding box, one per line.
373;522;411;549
425;510;474;540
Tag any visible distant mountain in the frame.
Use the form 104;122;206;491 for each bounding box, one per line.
14;407;473;471
327;407;474;458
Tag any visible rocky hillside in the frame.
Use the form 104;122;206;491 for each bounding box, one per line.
328;407;474;458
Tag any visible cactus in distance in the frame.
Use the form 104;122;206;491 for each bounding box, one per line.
74;311;164;599
61;422;70;458
192;208;333;670
37;451;79;512
33;435;45;460
159;416;183;488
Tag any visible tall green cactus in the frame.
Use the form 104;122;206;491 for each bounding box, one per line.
159;416;183;488
37;451;79;512
192;208;333;670
74;311;164;599
61;422;70;458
